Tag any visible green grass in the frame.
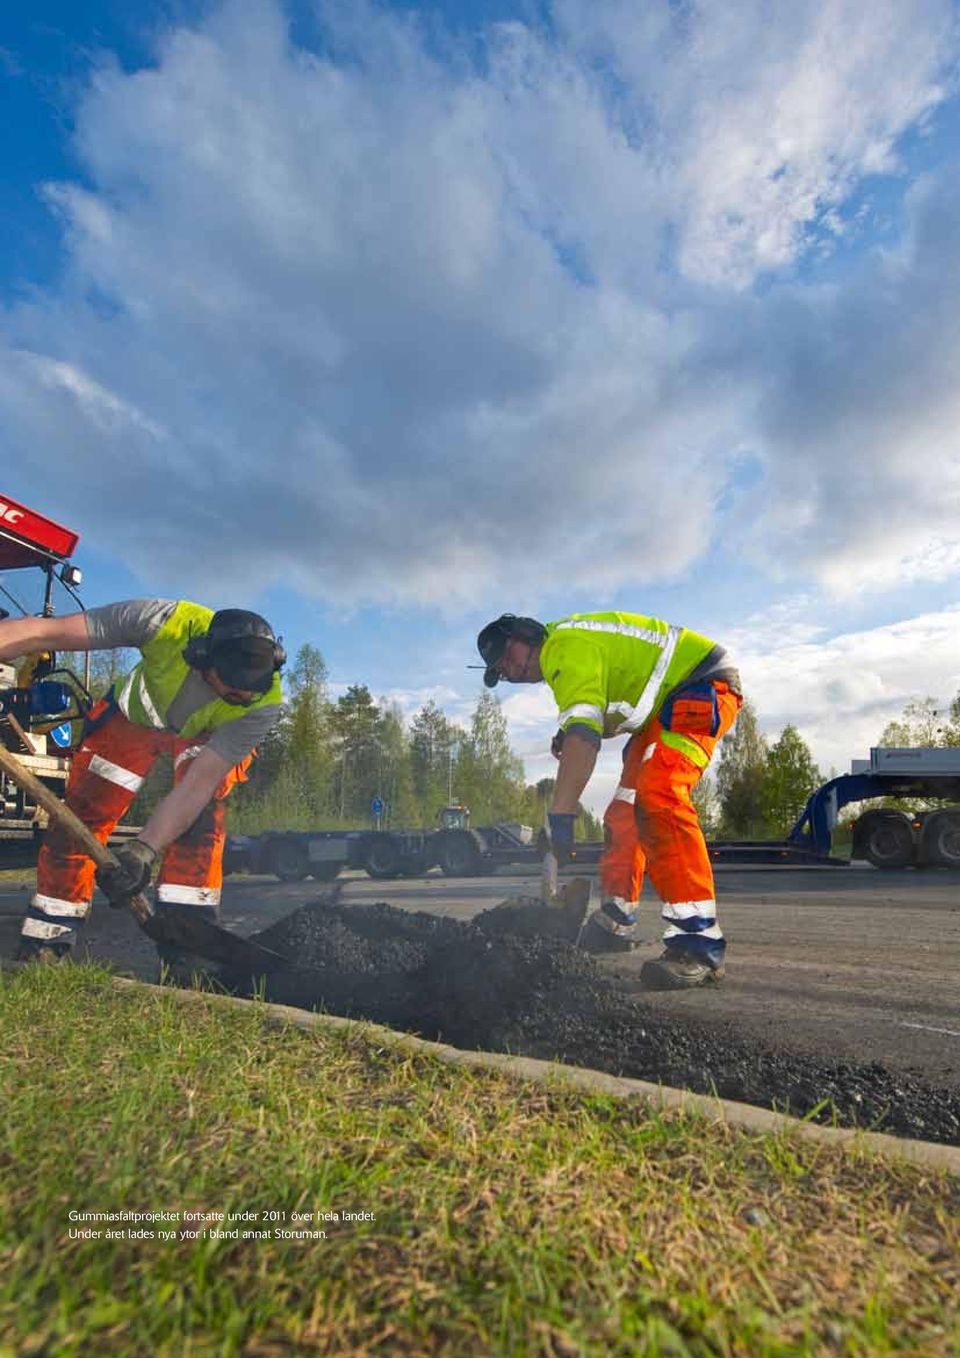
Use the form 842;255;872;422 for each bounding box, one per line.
1;965;958;1358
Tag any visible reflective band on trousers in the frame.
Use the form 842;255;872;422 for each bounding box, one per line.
32;893;88;918
662;899;716;921
612;785;636;804
553;621;681;735
22;918;74;940
156;884;221;907
116;669;165;729
174;745;205;770
88;754;145;792
660;729;710;769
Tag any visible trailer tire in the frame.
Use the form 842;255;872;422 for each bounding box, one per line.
920;811;960;868
855;810;915;870
271;838;310;882
399;851;429;877
310;861;342;882
364;835;403;880
438;830;482;877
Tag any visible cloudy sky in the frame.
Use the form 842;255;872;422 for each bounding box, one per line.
3;0;960;814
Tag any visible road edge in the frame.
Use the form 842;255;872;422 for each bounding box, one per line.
112;975;960;1175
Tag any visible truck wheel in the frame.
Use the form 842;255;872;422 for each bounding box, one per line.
856;810;915;870
310;862;342;882
399;851;429;877
272;839;310;882
920;811;960;868
438;830;481;877
364;835;402;880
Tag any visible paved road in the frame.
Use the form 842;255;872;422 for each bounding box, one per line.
3;863;959;1090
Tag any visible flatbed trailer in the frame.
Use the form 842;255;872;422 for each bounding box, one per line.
225;747;960;882
224;819;543;882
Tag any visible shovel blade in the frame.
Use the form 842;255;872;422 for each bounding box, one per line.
540;849;559;903
473;877;592;944
139;903;288;973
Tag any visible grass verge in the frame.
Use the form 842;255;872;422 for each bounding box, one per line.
1;963;958;1357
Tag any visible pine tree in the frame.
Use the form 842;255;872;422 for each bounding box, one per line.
331;685;382;821
229;642;334;831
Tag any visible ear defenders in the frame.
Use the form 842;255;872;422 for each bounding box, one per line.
182;609;286;675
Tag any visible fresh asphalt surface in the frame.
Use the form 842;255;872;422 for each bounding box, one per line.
2;863;959;1095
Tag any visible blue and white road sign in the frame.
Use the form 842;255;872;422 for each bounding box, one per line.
371;797;384;817
49;722;73;749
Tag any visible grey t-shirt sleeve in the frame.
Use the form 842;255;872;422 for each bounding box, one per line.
207;703;282;765
84;599;178;649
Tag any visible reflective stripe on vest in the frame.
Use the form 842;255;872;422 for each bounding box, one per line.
552;620;681;735
556;700;605;727
116;668;166;730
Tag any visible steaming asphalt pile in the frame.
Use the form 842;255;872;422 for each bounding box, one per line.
226;895;960;1148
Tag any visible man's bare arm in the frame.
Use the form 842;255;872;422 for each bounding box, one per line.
0;612;92;663
551;731;599;814
138;745;233;853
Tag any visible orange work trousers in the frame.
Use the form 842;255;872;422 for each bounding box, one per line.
22;702;250;950
600;680;741;958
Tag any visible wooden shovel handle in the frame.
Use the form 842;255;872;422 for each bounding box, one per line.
0;739;152;925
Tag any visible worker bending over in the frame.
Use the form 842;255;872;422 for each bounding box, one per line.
0;600;284;976
477;611;741;989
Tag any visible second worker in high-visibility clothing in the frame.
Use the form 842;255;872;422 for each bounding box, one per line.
1;600;285;978
476;611;742;989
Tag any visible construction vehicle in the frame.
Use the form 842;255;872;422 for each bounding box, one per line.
0;495;93;865
226;750;960;881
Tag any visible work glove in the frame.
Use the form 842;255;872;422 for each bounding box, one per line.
550;729;565;760
545;812;577;866
96;840;159;909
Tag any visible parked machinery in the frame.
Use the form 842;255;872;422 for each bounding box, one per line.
0;495;91;863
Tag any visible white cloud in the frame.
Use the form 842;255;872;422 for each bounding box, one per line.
735;603;960;776
1;0;959;618
556;0;957;285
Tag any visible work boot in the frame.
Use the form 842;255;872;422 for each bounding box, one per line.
580;900;640;954
640;947;725;990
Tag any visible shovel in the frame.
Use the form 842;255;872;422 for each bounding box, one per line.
0;741;287;973
540;828;590;945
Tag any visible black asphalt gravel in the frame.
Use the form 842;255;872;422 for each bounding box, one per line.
231;894;960;1148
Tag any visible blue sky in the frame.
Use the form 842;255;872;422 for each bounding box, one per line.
3;0;960;813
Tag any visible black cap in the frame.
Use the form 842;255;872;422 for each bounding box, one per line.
476;614;546;687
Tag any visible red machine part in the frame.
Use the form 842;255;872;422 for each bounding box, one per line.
0;495;79;570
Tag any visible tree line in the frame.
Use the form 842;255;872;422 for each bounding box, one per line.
225;644;604;838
